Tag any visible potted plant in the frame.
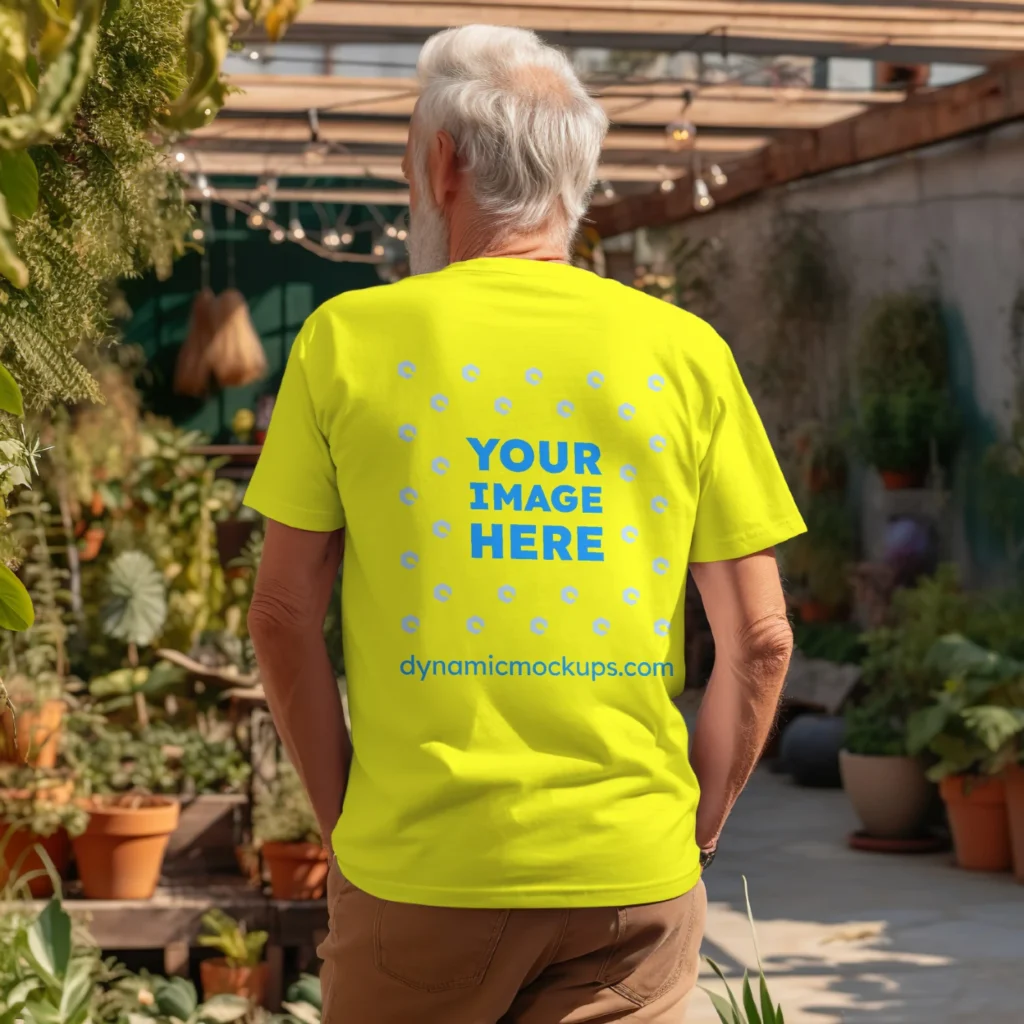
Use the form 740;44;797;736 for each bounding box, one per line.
64;717;181;900
198;909;269;1004
908;635;1024;871
0;767;87;897
0;678;66;768
840;697;932;841
855;292;958;488
1005;756;1024;883
254;760;328;900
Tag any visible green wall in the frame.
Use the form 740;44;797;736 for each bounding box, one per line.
124;211;380;439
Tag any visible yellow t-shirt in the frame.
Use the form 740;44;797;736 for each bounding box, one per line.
245;257;805;908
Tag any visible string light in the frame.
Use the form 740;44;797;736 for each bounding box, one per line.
196;174;211;198
257;198;273;215
286;204;305;241
174;150;186;164
659;176;676;193
248;49;260;61
191;224;205;242
247;210;265;229
372;241;385;257
665;88;696;151
385;224;398;238
600;181;616;201
269;225;286;244
709;163;728;187
693;177;715;212
396;228;408;242
340;229;354;246
322;227;341;249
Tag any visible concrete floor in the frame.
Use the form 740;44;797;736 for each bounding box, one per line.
692;771;1024;1024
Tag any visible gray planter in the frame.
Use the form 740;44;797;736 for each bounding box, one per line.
840;750;933;838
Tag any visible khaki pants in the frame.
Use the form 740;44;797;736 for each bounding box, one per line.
318;869;707;1023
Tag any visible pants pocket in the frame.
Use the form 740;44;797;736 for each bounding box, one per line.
373;902;510;993
597;881;706;1007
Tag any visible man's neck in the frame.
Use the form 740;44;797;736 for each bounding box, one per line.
450;219;568;264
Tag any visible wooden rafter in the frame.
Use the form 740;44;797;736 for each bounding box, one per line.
280;0;1024;60
192;117;771;157
223;75;901;130
590;53;1024;236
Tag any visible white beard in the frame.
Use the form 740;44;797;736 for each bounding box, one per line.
406;194;451;276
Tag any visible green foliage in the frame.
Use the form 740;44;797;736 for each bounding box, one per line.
284;975;321;1013
1;486;72;697
907;634;1024;780
253;760;320;846
100;550;167;649
0;768;87;838
855;291;957;474
0;0;194;409
197;909;268;969
702;878;785;1024
843;699;907;757
64;715;249;797
792;622;864;665
0;898;99;1024
779;493;855;609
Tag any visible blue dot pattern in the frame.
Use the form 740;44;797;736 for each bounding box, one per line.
398;424;416;442
430;394;448;411
400;551;418;569
498;585;515;603
561;587;578;605
434;584;452;602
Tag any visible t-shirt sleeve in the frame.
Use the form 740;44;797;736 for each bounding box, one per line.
244;317;346;532
689;343;805;563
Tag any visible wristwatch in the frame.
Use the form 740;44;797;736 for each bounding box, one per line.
699;846;717;871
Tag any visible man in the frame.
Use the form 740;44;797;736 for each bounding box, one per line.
246;24;805;1024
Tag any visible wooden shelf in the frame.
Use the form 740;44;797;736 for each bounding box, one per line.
188;445;263;465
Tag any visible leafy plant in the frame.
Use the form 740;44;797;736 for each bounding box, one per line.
778;493;855;610
253;760;320;846
198;909;268;969
855;292;957;474
907;635;1024;780
282;974;322;1024
0;898;101;1024
129;974;248;1024
843;698;907;757
702;878;785;1024
0;767;88;838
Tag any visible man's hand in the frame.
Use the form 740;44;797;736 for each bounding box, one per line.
688;550;793;851
248;520;351;846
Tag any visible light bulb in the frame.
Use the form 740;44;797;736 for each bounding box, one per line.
322;228;341;249
287;218;306;241
248;49;260;61
601;181;616;201
372;242;385;257
257;199;273;215
659;177;676;193
174;150;186;164
709;163;728;187
247;210;265;229
665;118;696;150
693;177;715;212
385;224;398;238
340;230;354;246
191;225;205;242
396;228;408;241
270;225;285;244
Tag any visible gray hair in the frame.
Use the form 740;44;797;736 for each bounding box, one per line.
413;25;608;239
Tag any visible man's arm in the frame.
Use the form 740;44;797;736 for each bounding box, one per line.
248;519;351;846
688;549;794;852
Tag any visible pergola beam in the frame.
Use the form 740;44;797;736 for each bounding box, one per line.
590;52;1024;235
275;0;1024;61
223;75;902;130
191;117;771;156
186;187;411;204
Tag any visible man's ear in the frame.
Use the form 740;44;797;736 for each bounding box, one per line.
429;129;458;210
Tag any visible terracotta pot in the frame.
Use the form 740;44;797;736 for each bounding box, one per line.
1003;764;1024;883
262;841;328;900
880;468;926;490
798;599;836;624
0;827;70;898
0;779;75;898
938;774;1012;871
200;958;269;1005
840;751;933;838
0;700;66;768
72;796;180;899
90;491;105;518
